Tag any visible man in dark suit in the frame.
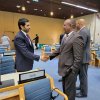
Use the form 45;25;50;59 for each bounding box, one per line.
14;18;45;72
33;34;39;49
59;33;65;44
44;19;84;100
76;19;91;97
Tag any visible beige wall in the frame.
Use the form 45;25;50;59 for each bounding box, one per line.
95;13;100;44
0;11;64;48
1;11;99;48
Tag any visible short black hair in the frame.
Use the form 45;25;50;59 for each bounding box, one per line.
18;18;29;30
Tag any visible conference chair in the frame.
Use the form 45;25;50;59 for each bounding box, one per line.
0;49;6;53
0;56;16;75
3;50;16;56
24;73;68;100
55;44;60;50
42;45;52;55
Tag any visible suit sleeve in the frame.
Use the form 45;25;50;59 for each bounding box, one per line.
80;30;90;48
71;36;84;73
49;47;60;60
14;37;40;61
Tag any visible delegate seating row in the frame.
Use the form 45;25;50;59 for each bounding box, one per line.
90;44;100;67
0;70;68;100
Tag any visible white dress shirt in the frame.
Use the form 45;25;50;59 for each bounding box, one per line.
21;30;31;45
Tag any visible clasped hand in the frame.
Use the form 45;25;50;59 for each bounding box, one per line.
40;54;49;62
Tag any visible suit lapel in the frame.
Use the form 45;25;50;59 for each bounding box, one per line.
60;32;75;52
20;31;33;47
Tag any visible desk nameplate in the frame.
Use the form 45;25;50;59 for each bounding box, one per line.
19;70;45;84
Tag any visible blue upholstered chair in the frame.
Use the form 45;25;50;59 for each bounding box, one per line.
55;44;60;50
0;49;6;54
45;46;51;52
0;56;16;75
43;46;52;55
0;46;8;49
3;50;16;56
24;78;51;100
24;74;68;100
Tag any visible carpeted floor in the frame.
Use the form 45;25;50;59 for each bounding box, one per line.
32;50;100;100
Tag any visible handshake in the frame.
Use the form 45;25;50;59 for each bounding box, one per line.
40;54;50;62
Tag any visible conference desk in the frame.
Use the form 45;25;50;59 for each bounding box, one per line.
1;69;40;86
0;69;39;100
0;69;68;100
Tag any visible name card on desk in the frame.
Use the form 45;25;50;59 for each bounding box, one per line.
19;70;45;84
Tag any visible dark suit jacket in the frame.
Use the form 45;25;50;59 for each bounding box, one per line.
78;27;91;63
59;33;65;44
50;31;84;77
33;36;39;44
14;31;40;72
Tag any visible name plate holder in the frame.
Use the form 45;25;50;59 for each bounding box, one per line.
18;70;46;84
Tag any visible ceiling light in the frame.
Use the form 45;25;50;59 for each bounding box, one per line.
16;5;21;8
22;6;26;11
61;2;98;12
34;8;38;11
50;11;54;16
70;14;74;18
81;12;83;14
40;10;43;11
26;0;30;4
58;8;62;10
32;0;39;2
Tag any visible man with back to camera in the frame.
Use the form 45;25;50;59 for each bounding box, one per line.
43;19;84;100
76;19;91;97
14;18;46;72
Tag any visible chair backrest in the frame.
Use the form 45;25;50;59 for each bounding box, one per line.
0;56;16;75
55;44;60;50
44;46;51;52
0;46;8;49
24;78;51;100
0;49;6;54
3;50;16;56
